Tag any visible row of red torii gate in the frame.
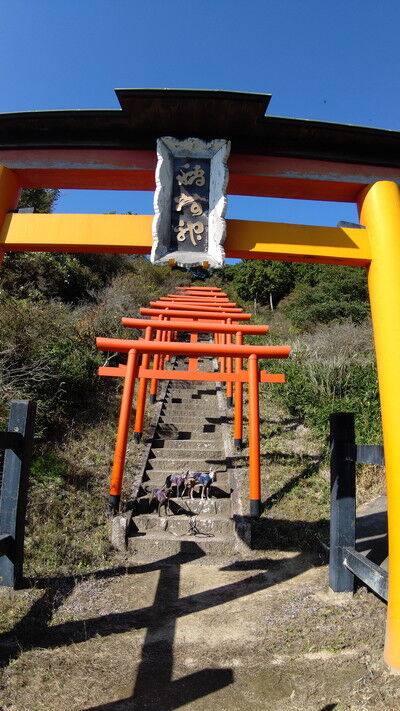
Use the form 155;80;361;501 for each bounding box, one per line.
96;285;291;517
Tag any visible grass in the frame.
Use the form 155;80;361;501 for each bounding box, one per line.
0;307;391;711
24;412;151;578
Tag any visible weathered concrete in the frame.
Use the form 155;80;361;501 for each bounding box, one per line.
128;353;238;561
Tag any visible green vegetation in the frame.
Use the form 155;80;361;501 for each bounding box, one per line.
216;258;381;445
0;193;382;573
0;189;193;575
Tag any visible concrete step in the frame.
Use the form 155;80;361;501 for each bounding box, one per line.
140;483;231;501
159;415;225;424
129;356;236;561
154;426;221;440
164;395;219;403
151;439;223;451
161;408;221;418
135;513;234;537
163;392;219;400
143;467;229;477
127;530;237;560
142;476;230;492
162;406;220;417
164;390;219;401
150;447;223;459
145;458;227;472
142;474;230;490
134;496;232;516
148;447;227;459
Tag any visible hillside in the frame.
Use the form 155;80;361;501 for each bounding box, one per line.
0;240;384;576
0;239;391;710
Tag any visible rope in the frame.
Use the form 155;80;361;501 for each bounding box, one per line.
176;493;215;538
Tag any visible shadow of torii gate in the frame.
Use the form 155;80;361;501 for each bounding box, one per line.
0;88;399;667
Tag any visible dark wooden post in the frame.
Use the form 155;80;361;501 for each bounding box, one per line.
0;400;36;587
329;412;356;593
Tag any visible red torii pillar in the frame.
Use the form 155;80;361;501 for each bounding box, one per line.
147;301;249;402
155;296;243;393
140;306;252;402
97;337;290;515
121;317;270;445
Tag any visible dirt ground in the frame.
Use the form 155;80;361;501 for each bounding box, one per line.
0;549;395;711
0;399;394;710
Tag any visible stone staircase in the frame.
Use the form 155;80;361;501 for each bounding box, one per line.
128;354;240;561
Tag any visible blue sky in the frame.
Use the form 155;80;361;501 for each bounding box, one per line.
1;0;399;227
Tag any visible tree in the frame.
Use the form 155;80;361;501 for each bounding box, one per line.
18;188;60;213
3;189;128;303
232;260;295;309
283;264;369;329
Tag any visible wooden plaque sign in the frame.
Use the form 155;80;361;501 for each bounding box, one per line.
151;137;230;268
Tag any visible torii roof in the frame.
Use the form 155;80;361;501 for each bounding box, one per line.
0;88;399;168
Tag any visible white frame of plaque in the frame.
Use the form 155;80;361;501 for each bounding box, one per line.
151;136;231;269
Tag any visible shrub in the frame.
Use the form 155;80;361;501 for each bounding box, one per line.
268;342;381;444
283;265;369;330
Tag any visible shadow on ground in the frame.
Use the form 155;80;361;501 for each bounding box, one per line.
0;531;329;711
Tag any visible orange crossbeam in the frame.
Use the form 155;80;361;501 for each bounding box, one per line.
149;301;243;313
140;307;251;321
176;287;225;294
98;365;285;383
121;317;269;335
166;293;230;300
159;297;236;306
165;297;231;304
96;337;291;359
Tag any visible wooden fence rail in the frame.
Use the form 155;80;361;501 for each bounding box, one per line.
329;411;387;600
0;400;36;588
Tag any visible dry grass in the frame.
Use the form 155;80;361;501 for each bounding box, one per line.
356;464;386;506
298;318;374;360
24;410;151;578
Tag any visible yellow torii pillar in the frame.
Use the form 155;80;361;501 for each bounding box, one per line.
358;181;400;670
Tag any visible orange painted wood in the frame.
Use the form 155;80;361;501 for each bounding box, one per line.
97;337;290;359
109;349;138;496
133;326;151;435
226;318;233;399
98;365;127;376
234;332;244;442
159;298;236;307
122;317;266;334
150;320;164;400
7;150;392;202
99;365;285;384
166;293;230;300
248;353;261;502
188;333;199;372
260;372;285;383
138;368;285;383
140;307;252;321
149;301;243;313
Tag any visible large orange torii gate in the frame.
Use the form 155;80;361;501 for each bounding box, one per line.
1;88;400;666
97;336;290;518
119;316;274;449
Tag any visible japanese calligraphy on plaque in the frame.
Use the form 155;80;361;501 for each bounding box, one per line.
151;137;230;268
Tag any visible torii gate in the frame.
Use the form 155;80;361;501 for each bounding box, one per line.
139;306;252;403
98;286;281;512
113;316;275;447
96;334;290;518
1;88;400;667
